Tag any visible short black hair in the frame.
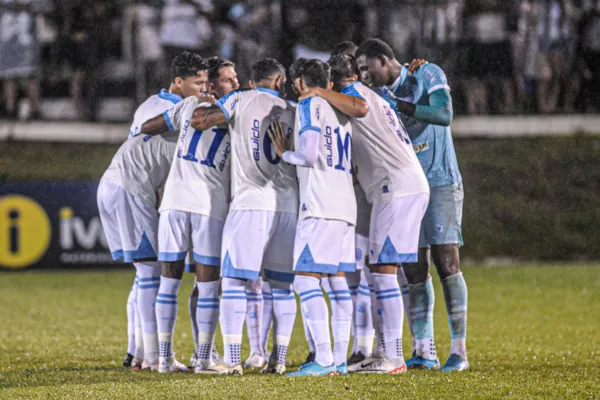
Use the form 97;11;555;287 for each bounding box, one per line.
170;51;208;82
251;58;285;83
328;54;358;84
300;59;330;89
355;38;395;61
289;58;308;81
206;56;235;82
331;41;358;56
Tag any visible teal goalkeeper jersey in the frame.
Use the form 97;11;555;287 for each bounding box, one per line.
388;63;462;188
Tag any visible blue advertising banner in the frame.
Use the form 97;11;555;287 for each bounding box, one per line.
0;182;120;270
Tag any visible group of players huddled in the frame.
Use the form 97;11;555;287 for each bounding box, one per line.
98;38;469;377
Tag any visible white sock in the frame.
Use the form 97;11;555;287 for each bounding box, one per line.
155;276;182;359
188;283;199;357
126;276;137;356
345;271;361;354
356;269;374;356
294;275;333;367
220;277;246;366
196;280;220;362
372;272;404;361
365;269;384;357
324;277;353;366
135;262;161;363
270;281;296;365
245;279;264;355
134;297;144;361
397;267;415;354
261;280;273;353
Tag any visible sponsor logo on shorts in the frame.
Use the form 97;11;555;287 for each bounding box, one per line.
355;248;363;261
435;224;444;232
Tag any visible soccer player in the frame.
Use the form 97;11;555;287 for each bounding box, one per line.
355;38;469;372
268;59;356;377
191;58;298;375
306;53;430;374
140;57;239;374
109;51;207;369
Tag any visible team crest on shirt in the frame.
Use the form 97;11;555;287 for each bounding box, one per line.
314;104;321;121
230;98;238;111
355;248;362;261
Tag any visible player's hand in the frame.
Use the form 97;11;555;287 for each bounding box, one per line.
267;122;289;158
406;58;428;75
196;94;217;104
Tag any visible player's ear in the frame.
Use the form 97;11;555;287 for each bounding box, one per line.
174;77;183;88
378;56;386;67
249;80;256;89
328;81;334;90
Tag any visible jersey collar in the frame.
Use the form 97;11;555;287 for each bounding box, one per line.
389;66;408;93
256;88;281;98
158;89;183;104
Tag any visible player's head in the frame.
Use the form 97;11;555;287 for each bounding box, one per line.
293;59;331;96
170;52;209;97
328;54;358;92
249;58;287;97
355;38;397;87
331;41;358;57
207;56;239;98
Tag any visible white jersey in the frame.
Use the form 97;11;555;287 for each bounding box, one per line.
293;96;356;224
160;96;231;220
129;90;182;137
342;82;429;203
101;133;177;209
216;88;298;213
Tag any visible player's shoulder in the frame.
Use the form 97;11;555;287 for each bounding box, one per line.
417;63;447;82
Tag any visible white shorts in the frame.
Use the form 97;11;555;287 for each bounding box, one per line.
355;233;369;271
370;193;429;265
221;210;297;283
293;218;355;275
158;210;223;266
97;180;158;262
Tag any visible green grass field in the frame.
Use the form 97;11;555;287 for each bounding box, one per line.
1;264;599;399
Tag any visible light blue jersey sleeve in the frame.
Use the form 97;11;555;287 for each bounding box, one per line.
297;97;321;135
420;64;451;95
216;90;242;121
341;82;367;101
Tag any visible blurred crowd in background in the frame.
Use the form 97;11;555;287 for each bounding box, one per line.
1;0;600;121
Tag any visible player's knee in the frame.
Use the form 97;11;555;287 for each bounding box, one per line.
431;244;460;280
402;249;430;284
195;264;220;282
161;261;184;279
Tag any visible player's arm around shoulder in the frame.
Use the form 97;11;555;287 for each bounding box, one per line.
192;91;239;130
302;86;368;118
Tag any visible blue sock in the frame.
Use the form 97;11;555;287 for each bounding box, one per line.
409;277;437;360
442;272;468;359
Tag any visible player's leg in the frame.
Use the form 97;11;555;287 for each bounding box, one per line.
348;233;374;371
185;250;199;368
124;195;162;370
97;180;136;367
357;195;429;374
397;264;415;356
244;278;265;369
215;211;268;375
427;183;469;372
125;277;137;367
260;279;274;357
260;211;297;374
133;294;144;368
191;214;223;373
345;270;360;355
155;210;189;373
402;193;439;369
288;218;344;377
